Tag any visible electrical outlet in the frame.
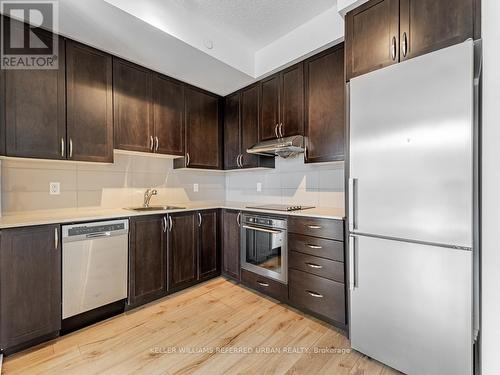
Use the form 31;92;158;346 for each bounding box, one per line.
49;182;60;195
256;182;262;192
193;183;199;192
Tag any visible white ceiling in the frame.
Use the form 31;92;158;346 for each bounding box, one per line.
165;0;338;49
6;0;345;95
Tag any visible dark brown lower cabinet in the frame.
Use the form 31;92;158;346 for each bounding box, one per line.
241;269;288;302
168;212;199;291
128;215;167;308
222;210;241;281
0;225;61;353
199;210;220;281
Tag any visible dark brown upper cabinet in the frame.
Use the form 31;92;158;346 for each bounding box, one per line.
259;63;304;141
177;87;222;170
222;209;241;281
4;22;66;160
0;225;61;353
198;209;220;281
259;63;305;141
345;0;400;81
224;92;241;170
66;41;113;163
399;0;475;62
128;215;167;308
224;84;274;170
346;0;479;80
168;211;198;291
305;45;345;163
153;74;185;156
113;58;154;153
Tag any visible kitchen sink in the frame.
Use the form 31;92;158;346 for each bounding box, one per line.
125;206;185;211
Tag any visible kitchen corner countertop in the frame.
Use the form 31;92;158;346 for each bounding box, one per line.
0;202;345;229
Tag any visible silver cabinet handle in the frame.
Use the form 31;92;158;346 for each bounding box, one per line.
304;142;308;162
186;153;190;167
155;136;159;152
54;227;59;249
235;155;240;168
237;212;241;227
307;290;324;298
239;154;244;168
306;244;322;249
168;216;173;231
307;225;322;230
348;178;357;232
402;32;408;58
69;138;73;159
279;123;283;138
349;235;357;291
306;262;323;269
257;281;269;287
149;136;154;151
162;216;167;233
274;124;279;138
60;138;65;158
198;212;202;227
391;36;397;61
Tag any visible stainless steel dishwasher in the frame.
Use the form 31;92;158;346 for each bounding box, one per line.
62;219;129;319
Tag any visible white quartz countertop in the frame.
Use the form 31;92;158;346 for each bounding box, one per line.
0;202;345;229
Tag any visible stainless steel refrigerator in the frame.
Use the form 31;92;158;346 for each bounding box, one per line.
348;40;479;375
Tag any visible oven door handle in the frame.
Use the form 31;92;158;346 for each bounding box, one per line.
242;225;283;235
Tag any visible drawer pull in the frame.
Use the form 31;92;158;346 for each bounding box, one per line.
306;262;323;269
306;244;323;249
257;281;269;287
307;225;322;229
307;290;324;298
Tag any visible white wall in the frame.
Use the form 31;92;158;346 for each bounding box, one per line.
481;0;500;373
225;156;345;209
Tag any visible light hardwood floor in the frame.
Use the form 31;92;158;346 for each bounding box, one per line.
3;278;401;375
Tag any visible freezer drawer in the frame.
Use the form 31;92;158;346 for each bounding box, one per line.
349;235;473;375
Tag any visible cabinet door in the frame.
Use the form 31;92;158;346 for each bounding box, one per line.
185;87;222;169
305;45;345;163
169;212;198;291
153;75;185;156
66;41;113;163
224;92;241;170
128;216;167;307
222;210;241;281
345;0;400;80
399;0;474;62
5;22;66;159
260;74;280;141
113;59;153;153
280;63;304;137
198;210;219;280
0;225;61;351
240;84;261;168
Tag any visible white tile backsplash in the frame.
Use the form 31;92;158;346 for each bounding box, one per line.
0;153;344;214
225;155;345;209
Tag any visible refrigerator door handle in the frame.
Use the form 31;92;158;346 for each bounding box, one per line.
349;235;357;291
348;178;357;232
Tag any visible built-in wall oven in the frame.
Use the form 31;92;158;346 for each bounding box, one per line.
240;213;287;284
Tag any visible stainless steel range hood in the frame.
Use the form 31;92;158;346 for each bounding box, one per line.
246;135;305;158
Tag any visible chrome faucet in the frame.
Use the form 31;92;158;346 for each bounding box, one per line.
143;188;158;207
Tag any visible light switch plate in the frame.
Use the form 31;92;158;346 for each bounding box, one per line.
256;182;262;192
193;183;199;192
49;182;60;195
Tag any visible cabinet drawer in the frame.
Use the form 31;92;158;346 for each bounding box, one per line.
289;251;344;283
241;269;288;302
289;269;345;324
289;233;344;262
288;216;344;240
